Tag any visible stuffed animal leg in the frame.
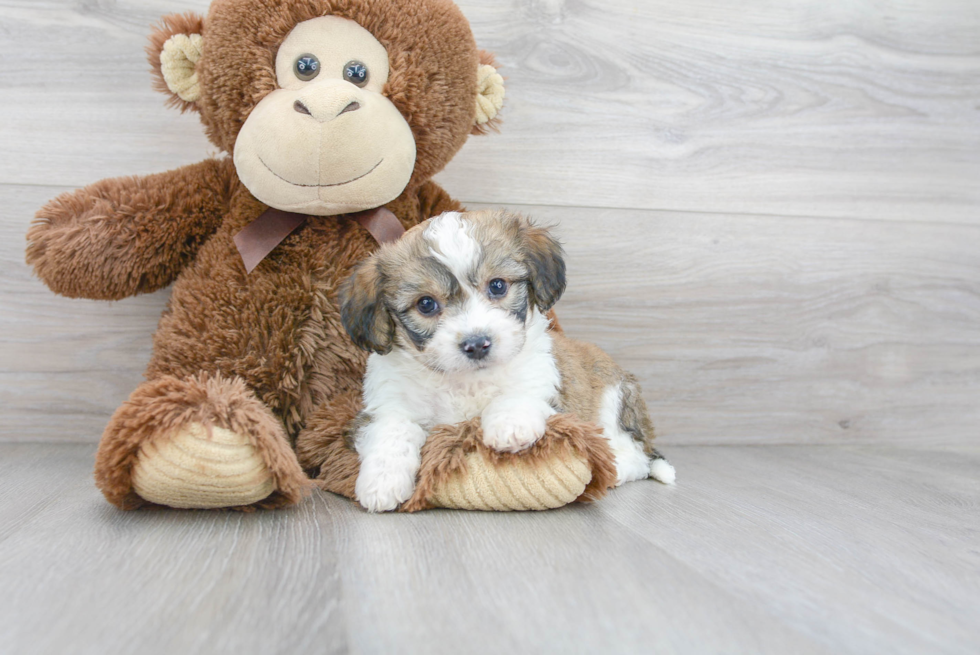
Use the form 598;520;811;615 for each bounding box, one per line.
28;162;313;510
26;0;514;511
297;392;618;512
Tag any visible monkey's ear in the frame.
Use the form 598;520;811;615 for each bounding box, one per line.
472;50;505;135
520;220;567;312
147;13;206;112
340;258;396;355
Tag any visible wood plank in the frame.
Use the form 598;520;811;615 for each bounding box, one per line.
0;0;215;185
517;203;980;448
600;444;980;655
0;0;977;222
440;0;980;222
5;186;978;446
0;443;348;655
322;479;828;655
0;443;827;655
2;442;977;654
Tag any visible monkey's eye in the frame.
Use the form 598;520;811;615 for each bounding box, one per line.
488;279;509;298
343;61;369;87
416;296;440;316
295;54;321;81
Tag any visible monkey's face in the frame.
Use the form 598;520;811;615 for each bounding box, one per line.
233;17;417;216
149;0;506;216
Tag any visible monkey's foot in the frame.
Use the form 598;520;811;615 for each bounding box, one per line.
131;423;275;509
96;373;310;510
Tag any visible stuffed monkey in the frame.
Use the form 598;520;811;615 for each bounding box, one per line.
27;0;615;511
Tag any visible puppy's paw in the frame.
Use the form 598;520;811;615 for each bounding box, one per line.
355;455;419;513
481;402;552;453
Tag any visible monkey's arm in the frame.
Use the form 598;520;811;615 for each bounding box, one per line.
26;158;235;300
416;180;464;220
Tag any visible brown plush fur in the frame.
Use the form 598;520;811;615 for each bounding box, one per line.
26;158;236;300
95;372;309;509
296;392;618;513
149;0;482;185
402;414;618;512
295;391;363;500
26;0;486;510
27;0;620;512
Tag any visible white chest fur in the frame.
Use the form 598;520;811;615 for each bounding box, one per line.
361;310;560;430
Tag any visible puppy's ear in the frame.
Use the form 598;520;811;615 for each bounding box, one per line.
340;258;395;355
520;220;566;312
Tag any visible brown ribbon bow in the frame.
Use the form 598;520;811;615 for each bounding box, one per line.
233;206;405;274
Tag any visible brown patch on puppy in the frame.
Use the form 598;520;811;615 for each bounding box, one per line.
341;227;464;355
464;210;567;312
550;331;659;456
519;222;566;312
550;332;621;421
339;258;396;355
618;374;658;455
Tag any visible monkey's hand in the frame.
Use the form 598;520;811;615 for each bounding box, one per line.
26;158;235;300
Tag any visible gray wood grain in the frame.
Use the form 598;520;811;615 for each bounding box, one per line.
441;0;980;222
2;2;978;653
1;442;978;654
602;445;980;655
530;203;980;448
5;182;978;447
0;443;347;655
1;0;978;221
1;185;167;443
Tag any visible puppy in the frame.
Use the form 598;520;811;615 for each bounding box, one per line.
340;209;675;512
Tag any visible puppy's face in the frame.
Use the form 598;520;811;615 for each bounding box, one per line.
341;210;565;373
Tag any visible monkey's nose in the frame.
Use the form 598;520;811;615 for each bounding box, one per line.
460;335;492;361
294;99;361;120
338;101;360;115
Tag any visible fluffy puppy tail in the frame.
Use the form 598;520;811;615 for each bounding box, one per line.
648;448;676;485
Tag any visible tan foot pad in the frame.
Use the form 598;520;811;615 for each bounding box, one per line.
428;448;592;511
131;423;274;509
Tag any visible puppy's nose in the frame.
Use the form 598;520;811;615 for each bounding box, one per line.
460;335;492;361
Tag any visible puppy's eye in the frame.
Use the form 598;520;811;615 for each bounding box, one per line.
295;54;321;81
488;278;508;298
343;61;369;87
416;296;440;316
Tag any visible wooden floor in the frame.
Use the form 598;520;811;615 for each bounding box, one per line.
1;442;978;655
2;0;979;653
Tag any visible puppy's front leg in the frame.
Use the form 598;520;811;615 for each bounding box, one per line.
481;397;556;453
354;417;427;513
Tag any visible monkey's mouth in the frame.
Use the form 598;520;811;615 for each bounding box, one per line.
259;157;383;188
